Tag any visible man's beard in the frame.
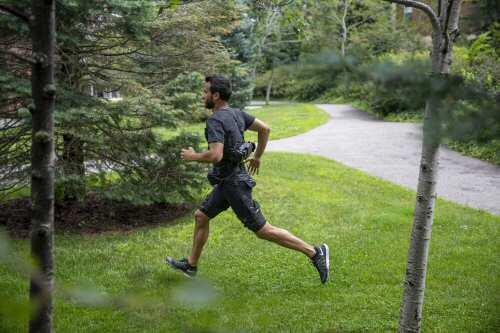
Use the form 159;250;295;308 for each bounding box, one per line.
205;97;214;109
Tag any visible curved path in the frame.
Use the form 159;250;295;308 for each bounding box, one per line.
267;104;500;215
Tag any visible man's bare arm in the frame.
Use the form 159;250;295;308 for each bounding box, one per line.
246;118;271;175
249;118;271;159
181;142;223;163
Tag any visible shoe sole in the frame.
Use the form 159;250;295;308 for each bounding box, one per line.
166;256;195;279
323;244;330;283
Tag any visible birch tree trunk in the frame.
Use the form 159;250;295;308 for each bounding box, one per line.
29;0;56;332
265;62;275;106
391;3;397;31
340;0;349;57
383;1;463;332
250;6;281;87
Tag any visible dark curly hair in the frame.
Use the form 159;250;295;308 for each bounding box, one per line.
205;75;232;101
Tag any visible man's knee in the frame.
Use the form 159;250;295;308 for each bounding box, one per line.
194;209;210;226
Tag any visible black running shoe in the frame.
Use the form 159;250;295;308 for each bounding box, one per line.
311;244;330;284
166;257;197;278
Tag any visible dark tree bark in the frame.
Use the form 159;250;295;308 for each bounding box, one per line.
29;0;56;332
58;59;86;201
62;133;85;200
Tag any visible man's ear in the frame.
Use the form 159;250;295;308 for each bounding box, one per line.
212;91;220;102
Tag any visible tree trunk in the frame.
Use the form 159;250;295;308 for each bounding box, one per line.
265;62;275;106
399;94;441;333
29;0;56;332
62;133;85;200
59;58;86;201
391;3;397;31
340;0;349;57
398;1;463;332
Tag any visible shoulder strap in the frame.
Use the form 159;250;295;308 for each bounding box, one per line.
226;107;245;141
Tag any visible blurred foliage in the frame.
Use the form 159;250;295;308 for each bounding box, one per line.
0;228;219;329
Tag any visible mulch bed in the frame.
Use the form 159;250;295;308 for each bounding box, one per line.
0;194;195;239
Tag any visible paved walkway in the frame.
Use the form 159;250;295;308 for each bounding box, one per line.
267;104;500;215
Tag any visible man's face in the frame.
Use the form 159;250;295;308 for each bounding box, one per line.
204;82;215;109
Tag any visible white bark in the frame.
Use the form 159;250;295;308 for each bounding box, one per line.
251;6;281;81
383;1;463;332
340;0;349;57
265;63;275;106
390;3;397;31
399;96;441;333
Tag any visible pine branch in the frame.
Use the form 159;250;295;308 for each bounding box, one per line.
87;63;170;76
0;4;30;24
98;47;142;57
0;48;36;65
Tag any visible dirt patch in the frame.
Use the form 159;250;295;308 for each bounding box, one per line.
0;194;194;238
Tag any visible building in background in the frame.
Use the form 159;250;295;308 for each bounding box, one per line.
88;85;122;101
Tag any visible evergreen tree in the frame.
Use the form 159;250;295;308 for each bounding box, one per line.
1;0;247;204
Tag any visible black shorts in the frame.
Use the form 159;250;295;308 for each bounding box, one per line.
199;177;267;232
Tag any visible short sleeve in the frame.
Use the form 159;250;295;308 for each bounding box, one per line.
242;111;255;130
205;118;225;143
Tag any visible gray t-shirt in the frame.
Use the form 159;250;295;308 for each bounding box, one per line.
204;107;255;178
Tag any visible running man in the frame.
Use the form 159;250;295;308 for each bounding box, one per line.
166;75;330;284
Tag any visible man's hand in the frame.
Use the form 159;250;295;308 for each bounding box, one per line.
181;147;198;161
246;157;261;175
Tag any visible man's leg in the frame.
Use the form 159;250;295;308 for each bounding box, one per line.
256;223;316;258
166;184;229;277
255;223;330;283
188;209;211;266
226;180;316;258
227;180;330;283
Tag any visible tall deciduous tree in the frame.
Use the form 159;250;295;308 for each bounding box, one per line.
242;0;302;104
339;0;350;56
382;1;463;332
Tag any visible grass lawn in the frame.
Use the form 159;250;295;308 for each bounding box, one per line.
154;103;330;142
1;152;498;332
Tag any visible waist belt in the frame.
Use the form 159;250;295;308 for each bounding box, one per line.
208;163;246;185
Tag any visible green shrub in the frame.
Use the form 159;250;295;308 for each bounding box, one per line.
445;139;500;165
443;24;500;164
453;23;500;92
